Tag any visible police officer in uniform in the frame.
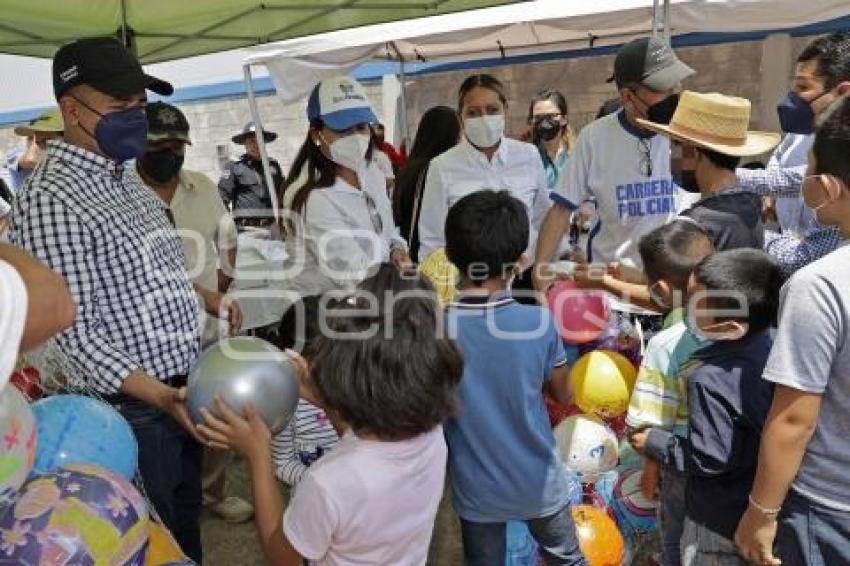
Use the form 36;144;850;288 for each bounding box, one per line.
218;122;284;229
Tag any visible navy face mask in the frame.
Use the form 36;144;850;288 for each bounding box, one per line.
777;91;816;135
74;97;149;162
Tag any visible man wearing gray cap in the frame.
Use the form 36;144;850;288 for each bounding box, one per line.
534;36;696;284
8;37;204;562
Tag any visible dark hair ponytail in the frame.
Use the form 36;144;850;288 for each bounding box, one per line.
282;119;337;232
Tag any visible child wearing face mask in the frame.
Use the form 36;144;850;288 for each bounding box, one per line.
631;248;783;566
417;73;551;295
625;219;714;566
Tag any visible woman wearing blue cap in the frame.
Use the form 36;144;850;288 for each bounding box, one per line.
276;76;410;343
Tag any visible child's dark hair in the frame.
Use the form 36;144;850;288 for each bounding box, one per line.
444;190;528;286
309;265;463;441
639;219;714;291
693;249;784;335
458;74;507;110
813;95;850;185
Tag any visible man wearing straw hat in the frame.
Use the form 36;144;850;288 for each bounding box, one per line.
637;91;781;251
5;108;64;191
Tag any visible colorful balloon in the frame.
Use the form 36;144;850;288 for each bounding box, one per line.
571;505;625;566
553;415;619;483
611;468;659;536
418;248;459;307
31;395;138;480
187;337;299;435
145;521;189;565
577;311;643;366
617;437;642;471
546;279;609;344
570;350;638;419
591;468;620;509
0;385;37;505
0;464;149;565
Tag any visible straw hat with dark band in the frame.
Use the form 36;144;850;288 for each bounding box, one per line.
637;90;780;157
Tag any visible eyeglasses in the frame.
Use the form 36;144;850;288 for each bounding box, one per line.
638;137;653;177
363;191;384;234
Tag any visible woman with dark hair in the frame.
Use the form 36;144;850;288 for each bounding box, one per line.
417;74;550;269
392;105;460;261
527;88;575;191
276;76;410;331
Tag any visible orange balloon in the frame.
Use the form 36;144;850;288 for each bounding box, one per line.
570;350;638;419
145;521;188;565
571;504;625;566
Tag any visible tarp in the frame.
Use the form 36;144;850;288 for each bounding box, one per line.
244;0;850;103
0;0;519;64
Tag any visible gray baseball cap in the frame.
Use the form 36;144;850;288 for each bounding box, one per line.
608;37;694;91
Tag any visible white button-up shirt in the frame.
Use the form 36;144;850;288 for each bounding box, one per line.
417;137;551;261
283;165;405;301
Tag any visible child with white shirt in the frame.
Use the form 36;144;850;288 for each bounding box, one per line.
198;266;462;566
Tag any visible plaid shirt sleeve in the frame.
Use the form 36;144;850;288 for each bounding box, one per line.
735;164;806;198
626;336;680;431
11;189;137;394
764;226;844;277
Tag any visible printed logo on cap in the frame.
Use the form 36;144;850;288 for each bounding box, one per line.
60;65;79;83
158;107;180;126
328;79;367;108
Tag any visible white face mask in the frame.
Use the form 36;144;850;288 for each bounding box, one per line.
324;132;370;171
464;115;504;148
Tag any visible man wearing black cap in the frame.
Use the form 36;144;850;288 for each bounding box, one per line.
535;37;695;283
137;101;256;525
8;38;205;562
218;122;284;229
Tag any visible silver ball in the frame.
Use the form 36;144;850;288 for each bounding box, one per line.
187;337;299;435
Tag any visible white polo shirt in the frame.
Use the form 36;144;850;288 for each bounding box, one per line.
417;137;551;261
283;165;405;300
552;110;691;269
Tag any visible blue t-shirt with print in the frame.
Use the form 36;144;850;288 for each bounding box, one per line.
445;294;571;522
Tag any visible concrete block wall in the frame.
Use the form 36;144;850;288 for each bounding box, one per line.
0;34;816;184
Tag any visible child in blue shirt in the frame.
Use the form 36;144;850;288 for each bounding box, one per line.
443;190;586;566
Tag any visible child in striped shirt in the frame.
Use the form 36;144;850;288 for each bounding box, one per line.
270;294;338;486
624;219;713;566
272;400;338;486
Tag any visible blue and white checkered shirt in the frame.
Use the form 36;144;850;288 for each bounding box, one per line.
735;165;845;276
9;140;200;395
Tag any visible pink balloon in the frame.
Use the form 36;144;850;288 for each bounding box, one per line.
547;280;610;345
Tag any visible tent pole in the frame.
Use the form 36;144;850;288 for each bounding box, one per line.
390;41;410;151
651;0;660;37
662;0;672;43
119;0;128;45
243;63;281;239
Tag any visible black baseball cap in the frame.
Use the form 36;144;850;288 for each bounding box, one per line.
53;37;173;100
608;37;694;91
146;102;191;144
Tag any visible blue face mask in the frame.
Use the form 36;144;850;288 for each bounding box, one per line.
74;97;149;162
776;91;816;135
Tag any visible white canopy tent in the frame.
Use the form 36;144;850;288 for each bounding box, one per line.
239;0;850;226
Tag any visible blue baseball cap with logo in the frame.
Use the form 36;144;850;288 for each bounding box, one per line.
307;75;377;131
